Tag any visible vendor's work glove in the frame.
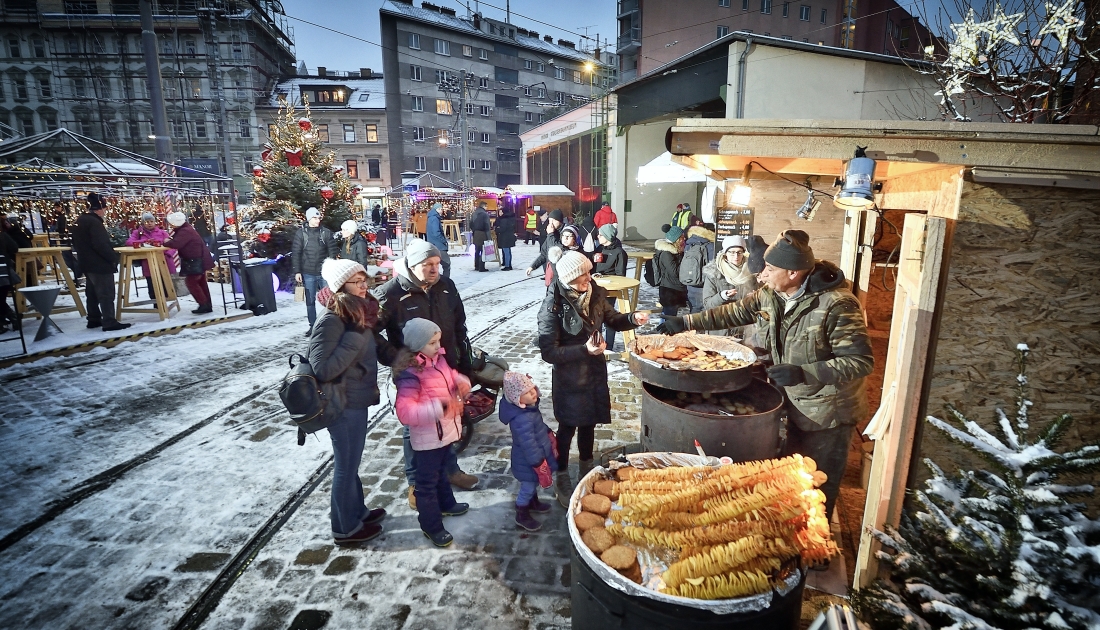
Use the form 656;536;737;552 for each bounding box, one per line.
535;460;553;488
767;363;806;387
654;315;686;335
549;430;559;461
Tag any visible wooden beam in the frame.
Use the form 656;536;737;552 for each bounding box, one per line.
879;167;966;217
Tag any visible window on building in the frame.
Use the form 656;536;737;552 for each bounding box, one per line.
171;118;185;137
65;0;98;14
409;33;421;49
346;159;358;178
573;70;581;83
413;126;425;141
717;25;730;38
415;156;426;171
742;0;748;9
719;0;730;5
94;76;110;98
91;35;105;53
76;115;92;136
537;86;546;98
481;160;491;171
162;39;173;55
13;76;28;100
480;105;491;116
238;118;251;137
524;111;533;122
127;120;139;139
434;39;450;55
195;120;207;137
38;77;52;99
462;44;473;57
410;65;422;81
235;80;246;100
463;103;472;115
782;35;793;39
231;40;243;59
899;26;910;48
436;99;453;115
539;113;546;123
537;62;545;72
468;159;477;170
115;36;127;54
411;96;423;111
524;59;533;70
481;132;490;143
8;37;21;58
367;159;380;179
435;69;455;84
799;5;810;20
343;124;355;142
821;8;827;23
555;91;565;104
554;67;565;80
782;2;789;17
72;77;86;97
468;130;476;142
440;157;453;172
316;123;329;142
365;124;378;143
188;78;202;98
523;85;531;96
66;36;80;54
42;111;58;131
184;39;197;56
479;48;488;60
479;76;489;89
436;128;448;143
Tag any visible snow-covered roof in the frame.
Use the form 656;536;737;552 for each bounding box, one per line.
268;78;386;109
506;184;573;196
380;1;603;65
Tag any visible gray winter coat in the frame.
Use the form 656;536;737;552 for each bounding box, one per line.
700;260;760;338
307;308;380;410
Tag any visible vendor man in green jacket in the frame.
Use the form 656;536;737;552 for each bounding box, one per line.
658;229;873;519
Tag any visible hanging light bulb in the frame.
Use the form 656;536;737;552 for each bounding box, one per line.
730;164;752;206
834;147;877;209
796;187;820;221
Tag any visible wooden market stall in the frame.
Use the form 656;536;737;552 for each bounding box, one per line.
504;184;575;220
666;118;1100;588
385;173;473;252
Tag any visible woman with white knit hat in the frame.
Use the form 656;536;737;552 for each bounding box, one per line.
537;249;650;506
164;211;214;314
308;258;387;546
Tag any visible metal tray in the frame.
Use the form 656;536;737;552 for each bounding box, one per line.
628;351;754;393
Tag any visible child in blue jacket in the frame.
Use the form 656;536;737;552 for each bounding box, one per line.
499;372;558;531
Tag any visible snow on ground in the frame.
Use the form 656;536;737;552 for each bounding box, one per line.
0;242;661;629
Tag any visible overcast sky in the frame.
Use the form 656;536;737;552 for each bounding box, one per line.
281;0;618;74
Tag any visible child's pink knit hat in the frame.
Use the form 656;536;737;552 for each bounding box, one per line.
503;371;537;408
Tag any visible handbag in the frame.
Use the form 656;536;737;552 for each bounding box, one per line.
180;257;204;275
294;282;305;302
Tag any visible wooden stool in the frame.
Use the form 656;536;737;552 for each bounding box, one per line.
13;247;86;318
593;276;641;350
115;247;180;321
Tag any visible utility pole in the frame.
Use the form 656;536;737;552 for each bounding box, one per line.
202;8;237;218
139;0;173;164
460;70;470;189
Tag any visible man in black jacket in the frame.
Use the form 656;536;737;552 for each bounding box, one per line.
469;201;491;272
292;207;338;334
373;238;480;507
72;193;130;331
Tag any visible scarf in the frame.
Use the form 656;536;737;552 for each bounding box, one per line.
717;254;754;288
564;285;592;319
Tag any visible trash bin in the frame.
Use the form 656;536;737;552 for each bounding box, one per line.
241;260;277;315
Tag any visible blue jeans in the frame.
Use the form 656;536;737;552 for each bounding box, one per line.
501;248;512;268
302;273;326;327
403;425;460;485
327;408;370;538
414;445;460;535
516;481;539;507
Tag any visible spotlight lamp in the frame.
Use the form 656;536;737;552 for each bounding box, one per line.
796;187;820;221
833;146;880;210
730;164;752;206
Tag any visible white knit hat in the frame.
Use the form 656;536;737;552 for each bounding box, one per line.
341;220;358;233
321;258;366;293
555;250;593;286
166;212;187;227
305;207;321;220
722;235;748;252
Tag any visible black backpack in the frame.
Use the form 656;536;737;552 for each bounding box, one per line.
278;354;346;445
679;242;709;288
643;258;656;287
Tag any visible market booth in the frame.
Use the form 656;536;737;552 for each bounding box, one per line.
659;118;1100;588
504;184;575;220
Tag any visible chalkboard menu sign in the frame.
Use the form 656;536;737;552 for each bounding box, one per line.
716;206;753;238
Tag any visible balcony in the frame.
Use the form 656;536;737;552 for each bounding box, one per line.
617;0;639;18
617;27;641;54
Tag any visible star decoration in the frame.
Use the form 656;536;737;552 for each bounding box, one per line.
1038;0;1082;50
948;9;982;68
982;5;1024;47
936;74;968;105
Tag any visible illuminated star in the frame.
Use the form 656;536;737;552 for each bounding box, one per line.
947;9;982;68
984;6;1024;47
936;73;968;105
1038;0;1082;50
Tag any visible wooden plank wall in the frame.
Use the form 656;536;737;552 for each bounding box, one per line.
727;179;846;262
922;177;1100;474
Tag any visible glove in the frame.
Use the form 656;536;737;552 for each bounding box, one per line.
654;315;686;335
767;363;805;387
549;430;559;461
535;460;553;488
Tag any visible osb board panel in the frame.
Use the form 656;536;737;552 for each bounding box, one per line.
744;179;846;262
923;180;1100;482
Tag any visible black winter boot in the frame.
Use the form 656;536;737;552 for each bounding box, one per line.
515;505;541;531
529;494;552;514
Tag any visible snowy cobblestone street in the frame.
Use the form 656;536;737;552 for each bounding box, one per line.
0;243;654;629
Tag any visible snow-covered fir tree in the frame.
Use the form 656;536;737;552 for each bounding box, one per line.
853;344;1100;630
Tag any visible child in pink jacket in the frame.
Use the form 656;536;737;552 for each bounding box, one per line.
394;318;472;547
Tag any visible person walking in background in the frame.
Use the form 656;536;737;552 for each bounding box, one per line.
51;202;82;287
526;209;563;280
0;218;20;333
413;207;428;240
371;204;383;226
425;202;452;278
126;212;176;299
538;250;648;506
164;212;214;315
393;318;471;548
499;371;556;531
72;193;130;332
523;207;538;245
191;207;214;255
652;225;688;317
671;202;694;230
309;258;387;546
292;207;338;335
681;222;716;313
593;223;627;350
494;205;517;271
469;201;491;272
339;220;370;269
700;235;760;339
593;203;617;230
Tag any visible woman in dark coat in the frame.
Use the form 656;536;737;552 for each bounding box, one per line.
164;212;215;314
537;249;648;507
494;207;518;271
593;223;628;349
652;225;688;316
339;220;370;269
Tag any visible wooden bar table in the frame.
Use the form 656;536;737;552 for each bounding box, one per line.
115;246;180;321
442;220;463;247
13;247;86;318
31;233;50;248
594;275;641;350
625;251;654;310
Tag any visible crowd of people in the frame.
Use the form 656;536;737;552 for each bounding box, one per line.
300;198;871;554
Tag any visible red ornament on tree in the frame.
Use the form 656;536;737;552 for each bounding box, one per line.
284;148;302;167
298;118;312;132
320;185;334;200
260;147;272;162
252;165;264;177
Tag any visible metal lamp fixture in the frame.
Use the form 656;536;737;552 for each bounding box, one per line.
730;164;752;206
796;187;820;221
833;147;878;209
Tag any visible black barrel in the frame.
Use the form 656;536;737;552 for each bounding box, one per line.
571;546;805;630
640;378;784;462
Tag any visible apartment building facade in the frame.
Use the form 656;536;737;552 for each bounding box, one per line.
379;0;614;188
0;0;295;195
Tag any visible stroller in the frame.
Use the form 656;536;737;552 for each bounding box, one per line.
457;345;509;452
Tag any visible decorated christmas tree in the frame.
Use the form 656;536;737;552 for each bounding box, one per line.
243;99;358;260
853;345;1100;629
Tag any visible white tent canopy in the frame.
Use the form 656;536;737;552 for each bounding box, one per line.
637;151;708;184
505;184;573;196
